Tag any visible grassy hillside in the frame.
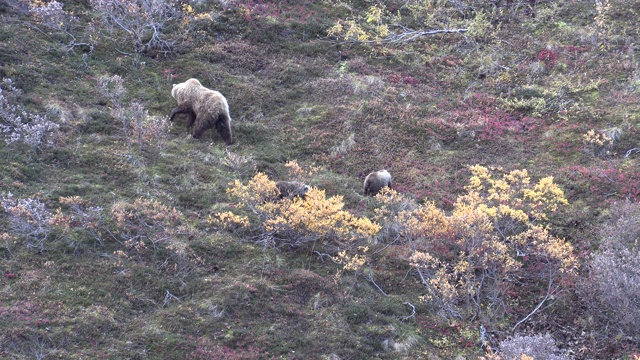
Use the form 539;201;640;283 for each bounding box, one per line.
1;0;639;359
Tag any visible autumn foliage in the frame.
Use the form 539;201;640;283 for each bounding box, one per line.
110;197;195;260
212;172;380;249
374;166;577;330
212;165;576;332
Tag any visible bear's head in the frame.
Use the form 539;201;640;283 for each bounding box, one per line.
171;78;203;100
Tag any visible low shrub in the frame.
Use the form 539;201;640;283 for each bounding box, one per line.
498;333;568;360
0;192;53;250
211;172;380;250
586;200;640;338
374;166;577;331
0;79;60;150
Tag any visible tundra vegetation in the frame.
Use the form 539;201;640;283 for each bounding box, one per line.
1;0;639;359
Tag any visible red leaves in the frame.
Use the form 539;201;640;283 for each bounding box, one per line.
4;272;16;279
537;48;558;68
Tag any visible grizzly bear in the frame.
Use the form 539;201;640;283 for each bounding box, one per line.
364;170;392;196
275;181;311;200
170;78;233;144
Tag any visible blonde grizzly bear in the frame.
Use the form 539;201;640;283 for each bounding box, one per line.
170;78;233;144
364;169;392;196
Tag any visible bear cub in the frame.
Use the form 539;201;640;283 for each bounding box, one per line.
364;170;392;196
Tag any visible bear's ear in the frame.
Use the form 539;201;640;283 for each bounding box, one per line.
172;84;177;87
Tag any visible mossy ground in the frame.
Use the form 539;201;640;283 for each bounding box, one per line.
1;1;640;359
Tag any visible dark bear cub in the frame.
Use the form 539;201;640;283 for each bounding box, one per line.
275;181;310;200
364;170;392;196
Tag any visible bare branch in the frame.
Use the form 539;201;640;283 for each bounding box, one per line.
402;302;416;321
512;276;557;331
368;267;387;295
625;147;640;158
314;251;338;263
163;289;180;306
384;28;469;44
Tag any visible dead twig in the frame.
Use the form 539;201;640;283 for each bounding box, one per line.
402;301;416;321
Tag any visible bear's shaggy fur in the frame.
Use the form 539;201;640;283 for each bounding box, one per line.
364;169;392;196
170;78;233;144
275;181;310;200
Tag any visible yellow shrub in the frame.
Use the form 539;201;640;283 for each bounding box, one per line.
375;165;576;330
208;211;249;230
221;172;380;248
463;165;568;223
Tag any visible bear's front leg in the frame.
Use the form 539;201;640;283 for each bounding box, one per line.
214;118;233;145
184;109;196;128
170;104;194;125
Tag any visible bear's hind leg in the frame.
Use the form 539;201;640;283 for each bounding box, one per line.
191;115;207;139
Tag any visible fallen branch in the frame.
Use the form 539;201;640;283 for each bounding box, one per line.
334;27;468;45
163;289;180;307
383;28;469;44
314;251;338;264
626;147;640;158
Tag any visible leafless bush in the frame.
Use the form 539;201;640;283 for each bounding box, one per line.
28;0;95;52
1;192;53;250
218;149;257;179
96;75;171;151
0;78;60;150
90;0;182;55
499;333;569;360
52;196;107;246
28;0;69;29
129;102;172;152
588;200;640;337
96;74;127;130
